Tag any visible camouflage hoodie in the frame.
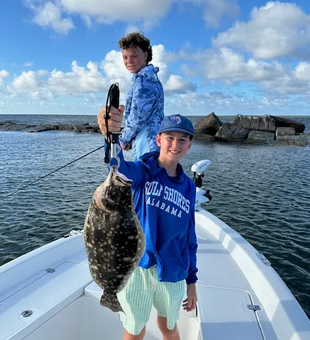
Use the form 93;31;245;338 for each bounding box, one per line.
120;64;164;160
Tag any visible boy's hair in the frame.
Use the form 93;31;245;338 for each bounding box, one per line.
118;32;153;63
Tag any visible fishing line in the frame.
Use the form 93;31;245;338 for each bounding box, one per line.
0;83;119;202
0;145;104;202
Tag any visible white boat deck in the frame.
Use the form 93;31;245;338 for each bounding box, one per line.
0;209;309;340
195;220;268;340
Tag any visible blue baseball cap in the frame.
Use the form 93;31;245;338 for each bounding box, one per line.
158;114;194;136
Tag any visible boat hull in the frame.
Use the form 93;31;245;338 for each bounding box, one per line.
0;209;309;340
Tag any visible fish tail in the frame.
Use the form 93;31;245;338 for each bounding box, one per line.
100;293;124;313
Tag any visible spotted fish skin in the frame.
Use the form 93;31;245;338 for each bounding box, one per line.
84;165;145;312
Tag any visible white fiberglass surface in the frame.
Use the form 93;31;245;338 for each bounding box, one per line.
21;295;201;340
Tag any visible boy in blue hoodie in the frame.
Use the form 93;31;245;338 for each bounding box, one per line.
98;111;198;340
118;32;164;160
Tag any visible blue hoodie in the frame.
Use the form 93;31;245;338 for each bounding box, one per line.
118;151;198;285
120;64;164;161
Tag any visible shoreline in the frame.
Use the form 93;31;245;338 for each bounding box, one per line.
1;111;310;147
1;119;310;146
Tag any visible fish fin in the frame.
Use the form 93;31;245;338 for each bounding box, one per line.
100;293;124;313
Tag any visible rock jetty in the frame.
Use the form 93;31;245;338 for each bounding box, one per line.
0;121;100;134
194;113;309;146
1;114;309;146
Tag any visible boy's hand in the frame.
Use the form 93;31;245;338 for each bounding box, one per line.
97;105;124;136
182;283;197;312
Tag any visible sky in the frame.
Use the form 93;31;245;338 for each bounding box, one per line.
1;0;310;116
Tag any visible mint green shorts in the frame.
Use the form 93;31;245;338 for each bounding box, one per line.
117;266;185;336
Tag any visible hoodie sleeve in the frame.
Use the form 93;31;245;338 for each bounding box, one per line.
114;145;145;187
120;76;159;146
186;186;198;285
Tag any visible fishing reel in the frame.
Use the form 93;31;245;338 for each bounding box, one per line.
191;160;212;206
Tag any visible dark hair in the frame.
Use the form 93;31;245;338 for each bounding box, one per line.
118;32;152;63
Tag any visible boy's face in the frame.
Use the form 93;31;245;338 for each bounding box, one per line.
121;47;148;74
156;131;193;163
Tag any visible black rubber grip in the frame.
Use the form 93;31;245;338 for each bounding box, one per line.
110;83;120;108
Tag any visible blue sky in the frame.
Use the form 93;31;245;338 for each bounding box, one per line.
1;0;310;116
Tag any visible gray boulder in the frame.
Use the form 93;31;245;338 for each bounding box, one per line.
276;127;295;137
247;131;275;143
194;112;223;136
0;121;34;131
268;115;305;133
73;124;100;133
26;125;56;133
234;114;276;132
215;123;250;141
276;133;310;146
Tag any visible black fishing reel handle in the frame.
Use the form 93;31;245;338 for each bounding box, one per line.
110;83;120;108
104;83;121;165
109;83;121;146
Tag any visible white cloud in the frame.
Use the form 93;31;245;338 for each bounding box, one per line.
8;71;41;94
178;46;310;95
201;0;239;28
6;59;114;100
23;62;34;67
152;44;172;84
261;97;286;107
100;50;131;91
7;70;53;100
48;61;108;95
26;0;74;34
24;0;239;34
212;1;310;59
6;58;121;100
204;47;286;82
37;70;49;76
165;74;196;93
165;89;310;116
0;70;10;90
293;62;310;81
165;90;264;115
60;0;172;27
262;73;310;95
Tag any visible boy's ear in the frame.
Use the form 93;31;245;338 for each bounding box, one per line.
156;134;161;147
187;140;193;151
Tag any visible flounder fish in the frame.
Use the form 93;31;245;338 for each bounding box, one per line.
84;165;145;312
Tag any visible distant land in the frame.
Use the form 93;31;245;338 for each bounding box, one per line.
1;113;309;146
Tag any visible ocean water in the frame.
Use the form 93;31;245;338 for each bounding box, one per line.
0;114;309;318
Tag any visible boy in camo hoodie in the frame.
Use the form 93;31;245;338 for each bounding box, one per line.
118;32;164;161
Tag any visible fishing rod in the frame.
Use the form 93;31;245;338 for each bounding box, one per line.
0;83;120;202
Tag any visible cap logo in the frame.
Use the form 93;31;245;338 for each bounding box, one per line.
171;115;182;125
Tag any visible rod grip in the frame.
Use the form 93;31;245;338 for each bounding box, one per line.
110;83;120;108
